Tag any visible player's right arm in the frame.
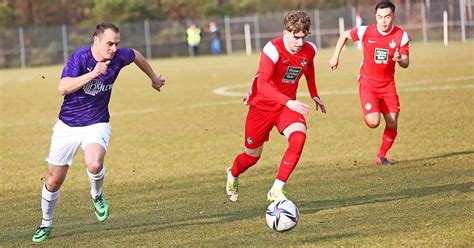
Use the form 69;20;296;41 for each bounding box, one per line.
329;30;353;70
58;61;109;96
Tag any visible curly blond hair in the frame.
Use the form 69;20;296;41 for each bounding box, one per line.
284;11;311;34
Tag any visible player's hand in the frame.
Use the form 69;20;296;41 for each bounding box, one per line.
329;57;339;70
151;74;165;92
93;60;110;77
313;97;327;113
392;48;401;62
286;100;309;115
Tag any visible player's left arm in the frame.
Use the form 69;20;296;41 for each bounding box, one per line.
393;32;410;68
304;58;326;114
132;49;165;92
393;47;409;68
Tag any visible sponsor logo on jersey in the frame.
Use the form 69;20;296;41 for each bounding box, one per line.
389;39;396;49
374;48;389;64
283;66;302;84
368;40;377;43
83;79;113;96
365;102;372;110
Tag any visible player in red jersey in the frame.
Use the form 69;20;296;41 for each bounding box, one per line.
329;1;409;165
226;10;326;202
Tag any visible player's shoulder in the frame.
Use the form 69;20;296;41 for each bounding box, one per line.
69;45;91;63
263;37;281;63
365;24;379;34
114;48;136;64
303;41;317;56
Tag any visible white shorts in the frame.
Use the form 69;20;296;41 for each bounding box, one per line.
46;119;112;166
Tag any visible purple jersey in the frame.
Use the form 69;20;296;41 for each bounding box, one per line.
59;45;135;127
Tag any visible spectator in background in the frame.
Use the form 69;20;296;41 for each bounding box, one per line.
186;22;202;56
208;21;222;55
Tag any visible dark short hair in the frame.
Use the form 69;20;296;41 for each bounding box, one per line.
375;1;396;13
92;23;119;39
284;11;311;34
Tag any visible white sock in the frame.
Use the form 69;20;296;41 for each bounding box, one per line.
227;169;237;181
41;184;60;227
87;166;105;199
272;179;285;190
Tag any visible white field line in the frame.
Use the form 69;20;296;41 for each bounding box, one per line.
1;78;473;128
213;76;474;97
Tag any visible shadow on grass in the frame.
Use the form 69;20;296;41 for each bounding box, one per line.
398;150;474;164
298;181;473;214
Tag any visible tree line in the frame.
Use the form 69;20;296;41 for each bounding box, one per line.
0;0;413;30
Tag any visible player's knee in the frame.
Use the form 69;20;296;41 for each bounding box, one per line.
365;119;380;128
386;120;398;129
45;178;62;192
86;161;103;174
288;131;306;152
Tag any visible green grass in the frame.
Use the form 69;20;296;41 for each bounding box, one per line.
1;42;473;246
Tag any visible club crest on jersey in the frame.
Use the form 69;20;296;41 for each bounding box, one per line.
83;79;113;96
283;66;302;84
389;39;396;49
365;103;372;110
300;59;307;67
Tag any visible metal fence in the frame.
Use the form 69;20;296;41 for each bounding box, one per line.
1;0;473;68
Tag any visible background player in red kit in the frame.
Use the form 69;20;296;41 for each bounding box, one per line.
329;1;409;165
226;10;326;202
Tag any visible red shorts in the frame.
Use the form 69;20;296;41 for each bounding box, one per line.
359;81;400;115
244;106;306;149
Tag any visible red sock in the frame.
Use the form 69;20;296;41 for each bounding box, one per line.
378;126;398;157
276;131;306;182
231;152;260;177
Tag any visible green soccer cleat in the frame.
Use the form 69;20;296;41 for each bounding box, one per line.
267;188;288;202
32;226;52;243
92;193;109;222
226;167;239;202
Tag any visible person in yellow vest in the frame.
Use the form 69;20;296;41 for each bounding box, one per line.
186;23;202;56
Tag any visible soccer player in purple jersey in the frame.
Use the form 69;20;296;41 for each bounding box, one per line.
32;23;165;243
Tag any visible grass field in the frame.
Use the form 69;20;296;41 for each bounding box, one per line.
0;42;473;246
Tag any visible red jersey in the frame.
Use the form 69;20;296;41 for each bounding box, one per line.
244;36;319;111
350;25;409;86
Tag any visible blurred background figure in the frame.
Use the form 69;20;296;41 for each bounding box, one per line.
355;11;363;50
186;22;201;56
208;21;222;55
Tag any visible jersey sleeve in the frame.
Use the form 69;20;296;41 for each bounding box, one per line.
399;31;410;55
118;48;136;66
257;43;290;105
350;25;367;42
304;42;318;98
61;52;83;79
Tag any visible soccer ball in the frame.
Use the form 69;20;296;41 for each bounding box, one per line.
265;199;299;232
